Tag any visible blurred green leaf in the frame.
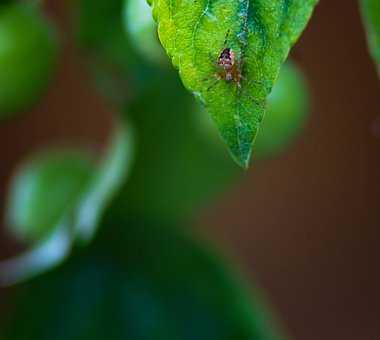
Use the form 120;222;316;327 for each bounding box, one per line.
149;0;318;167
253;61;309;160
115;69;240;222
72;0;133;103
75;119;135;243
0;3;59;118
6;149;94;243
123;0;167;65
3;217;285;340
72;0;242;219
1;120;134;285
74;0;123;49
360;0;380;75
72;0;160;104
1;149;93;286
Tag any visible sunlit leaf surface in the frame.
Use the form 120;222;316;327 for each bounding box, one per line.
150;0;318;167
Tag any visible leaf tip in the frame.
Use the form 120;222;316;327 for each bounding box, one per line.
229;143;252;170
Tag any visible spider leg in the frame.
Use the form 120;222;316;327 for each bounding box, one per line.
208;52;215;63
245;78;265;88
207;80;218;91
206;74;222;91
223;29;231;47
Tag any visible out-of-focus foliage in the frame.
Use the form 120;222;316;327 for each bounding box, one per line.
123;0;166;65
1;120;134;285
0;1;315;338
0;3;58;118
6;149;94;243
360;0;380;75
149;0;318;167
72;0;240;223
72;0;312;222
114;69;241;222
3;216;284;340
74;120;135;243
254;61;309;160
72;0;159;103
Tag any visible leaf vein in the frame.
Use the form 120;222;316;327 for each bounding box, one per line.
191;0;213;65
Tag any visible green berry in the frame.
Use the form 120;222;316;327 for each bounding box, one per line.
0;3;59;118
6;149;94;243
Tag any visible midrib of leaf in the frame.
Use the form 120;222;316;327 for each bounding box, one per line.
235;0;250;163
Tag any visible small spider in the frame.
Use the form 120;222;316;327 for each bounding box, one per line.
206;31;244;91
216;47;243;87
204;31;265;109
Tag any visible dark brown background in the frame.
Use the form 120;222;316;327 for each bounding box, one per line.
1;1;379;339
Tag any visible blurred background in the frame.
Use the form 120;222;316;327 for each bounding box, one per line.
0;1;379;340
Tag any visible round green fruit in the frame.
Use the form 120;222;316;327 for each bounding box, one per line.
6;149;94;243
0;3;59;118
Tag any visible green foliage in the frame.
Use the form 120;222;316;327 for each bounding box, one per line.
6;149;94;243
3;217;284;340
115;69;240;222
74;120;135;243
72;0;243;220
73;0;137;102
123;0;166;65
0;3;58;117
64;0;311;225
360;0;380;75
254;61;309;159
149;0;318;167
194;61;309;161
74;0;122;49
73;0;159;103
0;121;134;285
0;1;319;338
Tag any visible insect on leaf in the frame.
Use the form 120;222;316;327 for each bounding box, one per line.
149;0;318;167
360;0;380;76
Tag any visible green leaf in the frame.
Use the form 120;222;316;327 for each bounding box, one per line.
74;119;135;243
150;0;318;167
253;61;309;159
3;217;285;340
195;61;309;161
360;0;380;75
